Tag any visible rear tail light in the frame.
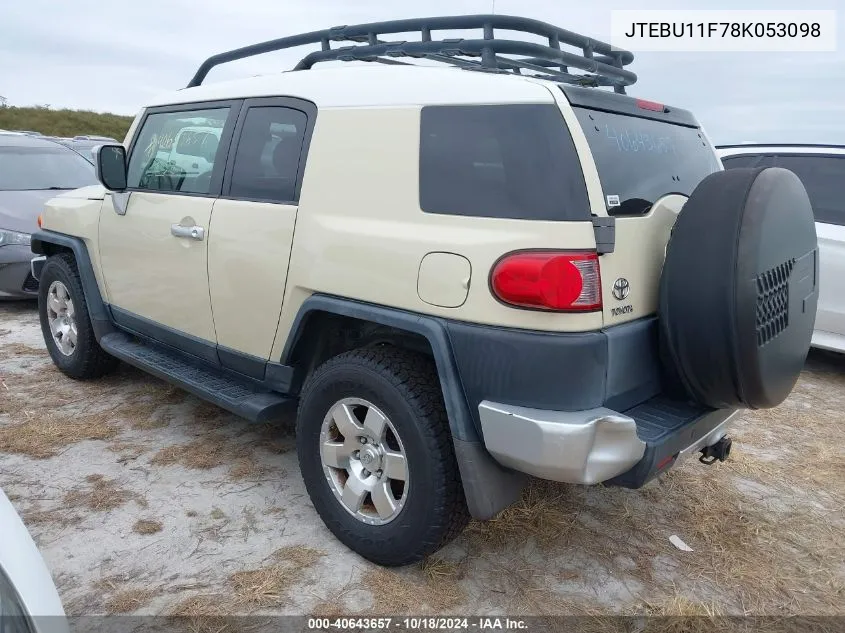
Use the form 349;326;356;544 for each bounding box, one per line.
636;98;665;112
490;251;602;312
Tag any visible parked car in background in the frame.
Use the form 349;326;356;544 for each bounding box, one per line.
717;144;845;353
0;488;68;633
73;135;118;142
0;134;97;298
48;137;120;164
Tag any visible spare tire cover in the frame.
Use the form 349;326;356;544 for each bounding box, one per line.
659;167;818;410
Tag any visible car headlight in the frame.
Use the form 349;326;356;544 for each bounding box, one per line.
0;230;31;247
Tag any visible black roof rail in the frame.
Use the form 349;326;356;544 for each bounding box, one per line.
187;15;636;94
716;143;845;150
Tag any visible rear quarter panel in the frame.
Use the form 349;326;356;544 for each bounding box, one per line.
271;105;602;361
544;85;708;327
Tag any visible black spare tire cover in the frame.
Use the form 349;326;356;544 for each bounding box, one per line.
659;167;818;410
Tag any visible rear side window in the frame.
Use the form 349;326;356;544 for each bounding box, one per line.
228;106;308;204
774;154;845;226
419;104;590;221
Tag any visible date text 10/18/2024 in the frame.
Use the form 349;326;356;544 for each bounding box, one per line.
307;617;529;631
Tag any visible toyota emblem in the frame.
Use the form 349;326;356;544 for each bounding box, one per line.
612;278;630;301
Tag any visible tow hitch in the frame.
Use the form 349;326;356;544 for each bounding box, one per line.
699;436;732;465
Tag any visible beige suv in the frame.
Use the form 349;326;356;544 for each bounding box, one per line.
30;16;820;566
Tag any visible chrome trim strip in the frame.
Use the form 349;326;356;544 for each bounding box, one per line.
30;255;46;281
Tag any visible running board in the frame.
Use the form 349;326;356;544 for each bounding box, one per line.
99;332;294;423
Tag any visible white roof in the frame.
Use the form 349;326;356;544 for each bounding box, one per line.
146;65;557;109
717;145;845;157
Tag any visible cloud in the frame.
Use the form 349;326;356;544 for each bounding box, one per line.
1;0;843;143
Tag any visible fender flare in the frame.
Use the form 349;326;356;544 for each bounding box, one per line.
31;230;115;340
281;294;526;518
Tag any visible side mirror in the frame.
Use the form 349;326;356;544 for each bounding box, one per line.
94;144;127;191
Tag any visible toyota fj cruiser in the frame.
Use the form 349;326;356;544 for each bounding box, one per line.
30;16;819;566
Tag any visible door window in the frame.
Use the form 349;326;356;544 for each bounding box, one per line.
775;154;845;226
228;106;308;203
127;107;230;195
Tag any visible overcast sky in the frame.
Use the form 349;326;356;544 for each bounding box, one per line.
1;0;842;144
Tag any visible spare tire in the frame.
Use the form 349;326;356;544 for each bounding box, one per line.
659;167;818;410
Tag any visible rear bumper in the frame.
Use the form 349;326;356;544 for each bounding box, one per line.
479;398;737;486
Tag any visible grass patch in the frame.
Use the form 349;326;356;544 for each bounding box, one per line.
229;547;325;607
364;561;467;614
0;416;119;458
0;364;184;456
104;588;160;614
133;519;163;535
22;506;81;528
419;557;464;583
228;455;268;480
0;105;133;140
151;436;228;470
151;435;276;481
210;507;226;520
64;475;141;512
465;479;577;547
166;546;325;624
168;595;235;633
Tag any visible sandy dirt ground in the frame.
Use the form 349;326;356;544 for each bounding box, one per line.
1;300;844;623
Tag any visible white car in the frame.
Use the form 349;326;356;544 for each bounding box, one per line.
717;145;845;353
0;489;68;633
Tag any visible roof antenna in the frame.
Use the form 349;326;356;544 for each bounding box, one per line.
491;0;496;14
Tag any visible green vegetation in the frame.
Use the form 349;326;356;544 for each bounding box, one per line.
0;106;134;141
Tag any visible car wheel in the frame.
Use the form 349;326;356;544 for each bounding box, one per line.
296;346;469;566
38;253;119;379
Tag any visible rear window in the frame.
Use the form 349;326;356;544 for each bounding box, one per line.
574;108;721;215
774;154;845;226
720;154;764;169
419;104;590;221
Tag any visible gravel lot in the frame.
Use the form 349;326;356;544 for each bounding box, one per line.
1;300;844;623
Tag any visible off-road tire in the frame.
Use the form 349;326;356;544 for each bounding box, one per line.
38;253;119;379
296;346;469;566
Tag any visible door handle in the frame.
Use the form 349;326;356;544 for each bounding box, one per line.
170;224;205;241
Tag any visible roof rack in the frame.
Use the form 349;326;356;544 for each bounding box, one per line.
186;15;636;94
